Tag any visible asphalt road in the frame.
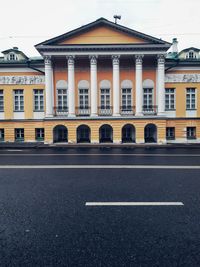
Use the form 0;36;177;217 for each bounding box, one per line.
0;147;200;266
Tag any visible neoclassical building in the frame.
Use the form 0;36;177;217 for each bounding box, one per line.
0;17;200;144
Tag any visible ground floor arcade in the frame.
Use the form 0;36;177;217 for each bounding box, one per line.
0;118;200;144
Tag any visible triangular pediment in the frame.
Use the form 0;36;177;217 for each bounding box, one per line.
36;18;170;47
58;25;148;45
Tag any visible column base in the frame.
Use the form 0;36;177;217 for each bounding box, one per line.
113;113;121;117
135;112;143;117
45;114;54;118
157;112;166;116
91;113;98;117
68;114;76;117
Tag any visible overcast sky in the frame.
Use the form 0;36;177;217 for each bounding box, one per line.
1;0;200;57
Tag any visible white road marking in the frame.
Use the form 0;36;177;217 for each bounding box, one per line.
0;153;200;157
0;164;199;169
85;202;184;206
6;150;22;152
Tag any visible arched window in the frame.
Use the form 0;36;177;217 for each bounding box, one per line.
122;124;135;143
99;124;113;143
77;124;91;143
99;80;112;115
143;79;155;114
144;123;157;143
53;125;68;143
56;80;68;112
121;80;133;114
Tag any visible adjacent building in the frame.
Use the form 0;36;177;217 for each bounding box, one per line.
0;18;200;144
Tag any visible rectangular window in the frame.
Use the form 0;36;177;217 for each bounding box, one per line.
0;90;4;111
14;89;24;111
35;128;44;141
186;88;196;110
15;128;24;141
166;127;175;140
100;88;110;108
143;88;153;108
34;89;44;111
165;88;175;110
187;127;196;139
57;89;67;111
79;89;89;109
0;129;4;141
122;88;132;110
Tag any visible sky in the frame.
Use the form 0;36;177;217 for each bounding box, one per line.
0;0;200;57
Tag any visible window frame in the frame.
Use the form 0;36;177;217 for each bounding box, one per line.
166;127;175;140
13;89;24;112
186;88;196;110
0;90;4;112
33;89;44;112
15;128;24;142
35;128;45;141
165;88;175;111
186;127;196;140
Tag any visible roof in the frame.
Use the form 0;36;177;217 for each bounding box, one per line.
36;17;171;47
179;47;200;53
1;47;29;60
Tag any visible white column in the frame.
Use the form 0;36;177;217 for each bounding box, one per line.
112;55;120;116
67;56;75;117
135;55;143;116
44;56;53;117
157;55;165;116
90;55;98;116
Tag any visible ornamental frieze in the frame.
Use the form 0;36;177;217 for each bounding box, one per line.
165;74;200;83
0;75;45;85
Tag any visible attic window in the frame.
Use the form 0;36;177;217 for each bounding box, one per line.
186;51;196;59
8;53;17;61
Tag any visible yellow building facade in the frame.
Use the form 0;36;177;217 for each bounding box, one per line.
0;18;200;144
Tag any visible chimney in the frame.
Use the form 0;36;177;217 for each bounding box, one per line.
172;38;178;53
13;47;18;50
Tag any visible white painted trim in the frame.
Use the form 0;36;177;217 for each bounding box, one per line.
186;110;197;117
85;202;184;206
0;68;44;73
165;110;176;117
0;112;5;119
42;51;167;56
0;165;198;169
33;112;45;119
13;112;25;119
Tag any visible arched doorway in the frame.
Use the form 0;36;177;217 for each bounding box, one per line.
53;125;68;143
77;125;91;143
122;124;135;143
144;124;157;143
99;124;113;143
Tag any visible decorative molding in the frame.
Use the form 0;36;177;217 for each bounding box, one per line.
135;54;144;64
0;75;45;85
67;55;75;65
112;55;120;65
157;54;165;64
89;55;98;65
165;73;200;83
44;56;51;64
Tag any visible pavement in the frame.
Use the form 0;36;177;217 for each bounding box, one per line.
0;147;200;266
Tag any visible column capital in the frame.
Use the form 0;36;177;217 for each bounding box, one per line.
135;54;144;65
157;54;165;65
112;55;120;65
89;55;98;65
44;56;51;65
66;55;75;64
